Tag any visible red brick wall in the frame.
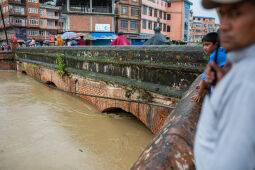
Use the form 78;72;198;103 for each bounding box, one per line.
69;15;91;32
70;15;114;32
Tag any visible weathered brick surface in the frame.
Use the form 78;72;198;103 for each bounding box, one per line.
131;76;203;170
0;52;16;70
18;62;177;134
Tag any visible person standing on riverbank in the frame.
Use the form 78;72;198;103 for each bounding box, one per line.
194;0;255;169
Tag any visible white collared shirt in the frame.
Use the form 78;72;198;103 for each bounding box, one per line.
194;43;255;170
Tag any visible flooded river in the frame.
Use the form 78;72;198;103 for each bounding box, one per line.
0;71;153;170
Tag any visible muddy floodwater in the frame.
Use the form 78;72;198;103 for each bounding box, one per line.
0;71;153;170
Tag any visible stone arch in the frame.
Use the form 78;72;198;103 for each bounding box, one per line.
102;107;128;113
45;81;57;88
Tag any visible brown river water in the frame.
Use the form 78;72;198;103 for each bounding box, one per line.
0;71;153;170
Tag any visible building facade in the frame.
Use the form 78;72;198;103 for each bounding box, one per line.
0;0;61;42
189;15;216;42
139;0;192;41
116;0;141;37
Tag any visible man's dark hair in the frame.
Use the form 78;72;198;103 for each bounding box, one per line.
202;32;219;45
80;36;84;39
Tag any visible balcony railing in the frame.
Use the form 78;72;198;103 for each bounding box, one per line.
9;11;26;16
46;15;59;19
63;4;113;14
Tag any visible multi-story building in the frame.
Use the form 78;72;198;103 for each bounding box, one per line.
0;0;27;41
116;0;141;37
0;0;61;42
114;0;192;41
189;15;215;42
140;0;192;41
39;3;61;40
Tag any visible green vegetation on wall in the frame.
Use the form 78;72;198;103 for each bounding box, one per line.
56;54;66;75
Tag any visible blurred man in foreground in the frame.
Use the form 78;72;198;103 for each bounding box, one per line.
194;0;255;169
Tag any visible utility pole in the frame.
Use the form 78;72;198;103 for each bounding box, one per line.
0;5;9;45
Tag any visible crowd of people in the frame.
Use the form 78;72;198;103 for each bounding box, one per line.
1;27;172;50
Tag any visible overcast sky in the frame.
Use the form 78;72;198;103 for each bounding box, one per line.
191;0;219;24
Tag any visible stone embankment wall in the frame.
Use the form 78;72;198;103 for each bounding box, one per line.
15;45;207;134
132;76;203;170
0;52;16;70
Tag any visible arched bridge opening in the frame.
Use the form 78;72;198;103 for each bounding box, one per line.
102;107;147;127
45;81;57;88
103;107;135;118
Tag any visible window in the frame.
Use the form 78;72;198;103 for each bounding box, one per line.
10;17;14;24
40;10;44;16
142;20;146;29
4;18;9;24
131;7;139;16
154;9;157;17
196;23;202;27
28;30;38;36
40;19;45;26
47;11;53;17
47;20;55;27
14;6;21;13
121;6;128;15
9;5;13;12
39;31;44;36
142;5;147;15
164;12;166;20
132;0;138;2
148;7;152;16
15;18;21;24
120;20;128;28
167;25;171;32
168;2;171;7
163;24;166;32
159;11;162;19
29;19;39;25
130;21;138;29
29;8;38;14
167;14;171;20
148;21;152;30
154;22;157;30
